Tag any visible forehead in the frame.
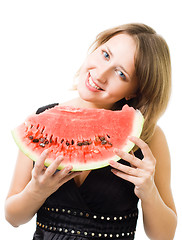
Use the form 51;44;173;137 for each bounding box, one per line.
105;33;136;58
104;34;136;77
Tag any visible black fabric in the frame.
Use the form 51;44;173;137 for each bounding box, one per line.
36;103;59;114
33;103;144;240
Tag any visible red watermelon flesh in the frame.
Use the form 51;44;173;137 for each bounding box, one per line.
12;105;144;171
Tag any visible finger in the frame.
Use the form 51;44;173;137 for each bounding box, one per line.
44;156;64;177
113;148;143;169
52;163;73;178
128;136;154;160
60;171;82;184
110;160;141;177
111;168;139;185
34;149;50;174
130;150;136;168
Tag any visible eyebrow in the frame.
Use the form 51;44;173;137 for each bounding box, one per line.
105;45;132;80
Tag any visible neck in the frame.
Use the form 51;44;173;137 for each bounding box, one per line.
62;97;113;110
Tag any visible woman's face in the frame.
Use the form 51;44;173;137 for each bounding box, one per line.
77;33;138;109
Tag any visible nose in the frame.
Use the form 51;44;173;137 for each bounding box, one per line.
95;65;111;83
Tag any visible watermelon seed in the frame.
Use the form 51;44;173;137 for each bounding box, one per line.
83;140;90;145
33;138;39;143
107;134;110;138
41;127;45;134
66;141;70;146
39;143;45;148
44;140;49;144
36;124;40;129
77;141;83;146
28;135;34;140
61;139;64;144
99;136;105;141
39;138;45;142
101;140;107;145
108;142;113;146
50;135;53;143
71;140;74;145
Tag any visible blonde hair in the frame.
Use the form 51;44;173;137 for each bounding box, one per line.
84;23;171;146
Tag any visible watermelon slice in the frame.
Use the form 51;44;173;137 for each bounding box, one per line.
12;105;144;171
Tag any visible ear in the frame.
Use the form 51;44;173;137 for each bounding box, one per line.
125;94;137;101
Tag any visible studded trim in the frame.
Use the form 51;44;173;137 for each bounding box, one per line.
36;206;138;238
36;221;136;238
43;206;138;222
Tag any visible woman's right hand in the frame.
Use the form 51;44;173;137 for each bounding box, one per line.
5;149;81;227
28;149;81;201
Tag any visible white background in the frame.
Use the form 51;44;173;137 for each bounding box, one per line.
0;0;181;239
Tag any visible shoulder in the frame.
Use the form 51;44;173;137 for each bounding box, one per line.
148;125;170;160
148;127;177;214
149;125;172;192
149;125;171;171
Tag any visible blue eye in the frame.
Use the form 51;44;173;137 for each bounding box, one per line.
103;51;110;60
118;70;126;80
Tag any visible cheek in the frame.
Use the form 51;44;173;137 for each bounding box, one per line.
108;82;136;99
81;52;100;71
108;82;126;95
78;56;96;82
79;61;88;75
78;64;89;85
105;88;125;103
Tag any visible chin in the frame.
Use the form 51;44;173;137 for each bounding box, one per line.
78;90;94;103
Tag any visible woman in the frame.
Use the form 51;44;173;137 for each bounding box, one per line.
5;23;177;239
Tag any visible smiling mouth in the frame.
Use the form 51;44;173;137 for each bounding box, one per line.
87;74;104;91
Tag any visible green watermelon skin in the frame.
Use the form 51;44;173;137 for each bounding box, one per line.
12;105;144;171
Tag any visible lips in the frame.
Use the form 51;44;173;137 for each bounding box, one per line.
85;73;104;92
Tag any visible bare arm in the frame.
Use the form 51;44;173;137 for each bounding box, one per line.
142;126;177;239
5;150;36;227
109;126;177;240
5;150;81;227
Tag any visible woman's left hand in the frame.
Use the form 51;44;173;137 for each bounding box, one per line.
109;136;156;202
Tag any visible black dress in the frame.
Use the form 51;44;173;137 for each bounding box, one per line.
33;104;143;240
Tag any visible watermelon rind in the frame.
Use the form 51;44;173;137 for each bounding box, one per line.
12;108;144;171
12;127;40;162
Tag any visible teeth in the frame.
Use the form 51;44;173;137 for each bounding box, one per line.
88;76;100;90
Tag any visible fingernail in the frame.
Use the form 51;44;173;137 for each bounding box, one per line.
111;169;118;175
113;148;119;154
66;165;73;171
109;160;115;166
42;149;50;156
43;149;49;153
128;136;134;140
56;156;63;161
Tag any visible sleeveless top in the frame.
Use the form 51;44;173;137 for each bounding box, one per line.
33;103;144;240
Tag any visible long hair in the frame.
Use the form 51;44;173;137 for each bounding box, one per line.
86;23;171;146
